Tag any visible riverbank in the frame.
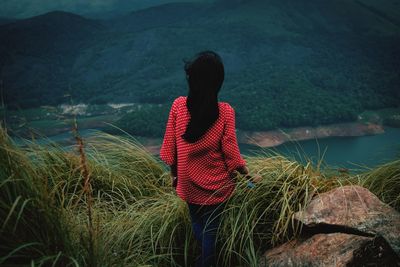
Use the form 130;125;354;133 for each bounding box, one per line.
140;122;388;155
6;106;399;154
237;122;385;148
11;121;390;158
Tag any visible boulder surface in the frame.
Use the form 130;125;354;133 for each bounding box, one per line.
261;185;400;266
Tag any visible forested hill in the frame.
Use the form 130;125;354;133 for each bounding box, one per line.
1;0;399;132
0;18;17;25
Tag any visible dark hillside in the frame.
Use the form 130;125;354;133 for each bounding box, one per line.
108;2;211;32
0;17;17;25
0;11;103;57
0;11;105;106
1;0;399;131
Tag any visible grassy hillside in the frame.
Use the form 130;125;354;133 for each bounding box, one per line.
0;126;399;266
1;0;399;134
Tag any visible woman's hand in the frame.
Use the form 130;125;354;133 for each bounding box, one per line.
170;164;178;188
234;166;263;183
172;176;178;188
251;173;263;183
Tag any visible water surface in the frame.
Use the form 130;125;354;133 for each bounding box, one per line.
13;127;400;170
240;127;400;169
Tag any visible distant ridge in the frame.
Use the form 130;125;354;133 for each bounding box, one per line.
355;0;400;28
0;10;105;106
0;17;17;25
109;2;210;32
9;10;102;29
0;10;103;55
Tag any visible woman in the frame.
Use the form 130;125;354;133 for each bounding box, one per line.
160;51;255;267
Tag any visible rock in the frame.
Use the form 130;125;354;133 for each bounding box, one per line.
294;185;400;257
260;186;400;266
261;233;399;267
350;235;400;267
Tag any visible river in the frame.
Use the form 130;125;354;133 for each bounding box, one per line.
13;127;400;170
240;127;400;169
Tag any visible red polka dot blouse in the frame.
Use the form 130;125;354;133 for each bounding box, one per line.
160;96;246;205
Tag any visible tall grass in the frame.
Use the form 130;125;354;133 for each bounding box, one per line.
0;126;398;266
359;159;400;211
0;127;80;266
218;154;353;266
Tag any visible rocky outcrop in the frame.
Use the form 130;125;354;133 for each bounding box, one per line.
294;185;400;256
261;185;400;267
262;233;398;267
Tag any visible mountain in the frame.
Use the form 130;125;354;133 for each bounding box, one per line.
108;2;210;32
0;0;206;19
0;11;104;106
352;0;400;27
0;17;17;25
1;0;399;131
0;11;103;56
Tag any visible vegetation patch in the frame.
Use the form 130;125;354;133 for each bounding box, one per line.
1;126;398;266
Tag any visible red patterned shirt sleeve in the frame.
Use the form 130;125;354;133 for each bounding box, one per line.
221;104;246;173
160;98;178;166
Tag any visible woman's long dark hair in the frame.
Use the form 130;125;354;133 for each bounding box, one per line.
182;51;225;143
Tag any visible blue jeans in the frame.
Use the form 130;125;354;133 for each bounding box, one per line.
187;202;225;267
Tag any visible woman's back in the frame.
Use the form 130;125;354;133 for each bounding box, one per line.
159;51;249;267
160;96;246;205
